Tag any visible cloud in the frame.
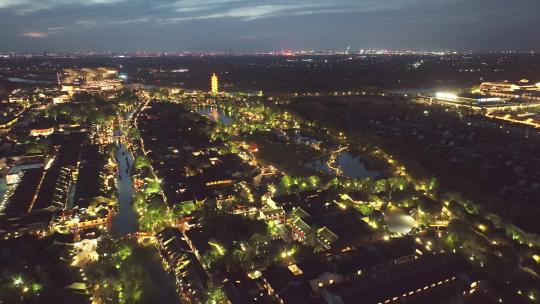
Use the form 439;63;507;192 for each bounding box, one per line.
1;0;435;20
157;1;413;23
20;25;71;38
0;0;127;14
163;0;245;13
5;0;540;52
75;17;149;28
16;16;151;41
160;5;294;22
21;31;49;38
46;26;68;31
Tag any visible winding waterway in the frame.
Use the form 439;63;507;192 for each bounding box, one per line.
111;142;138;235
110;132;179;303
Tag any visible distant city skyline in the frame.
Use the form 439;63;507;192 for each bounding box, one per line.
1;0;540;52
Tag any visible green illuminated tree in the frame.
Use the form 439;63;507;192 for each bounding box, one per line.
143;178;161;195
134;155;151;170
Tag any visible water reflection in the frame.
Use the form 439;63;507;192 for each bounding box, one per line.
6;77;54;84
110;135;179;303
110;142;137;235
306;151;379;179
196;106;233;126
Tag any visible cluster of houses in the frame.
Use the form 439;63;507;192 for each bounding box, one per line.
138;101;484;303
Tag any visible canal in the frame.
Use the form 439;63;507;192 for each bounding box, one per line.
111;141;137;235
110;133;179;303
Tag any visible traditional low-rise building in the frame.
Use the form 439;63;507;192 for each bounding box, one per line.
30;127;54;136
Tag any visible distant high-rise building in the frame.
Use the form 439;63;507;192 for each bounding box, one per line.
211;73;219;94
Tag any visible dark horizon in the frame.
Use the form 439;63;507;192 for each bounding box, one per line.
1;49;539;55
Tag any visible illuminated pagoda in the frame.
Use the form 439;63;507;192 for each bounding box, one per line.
211;73;219;94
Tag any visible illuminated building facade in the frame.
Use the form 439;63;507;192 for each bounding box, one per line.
30;127;54;137
480;80;538;93
58;68;121;93
479;80;540;101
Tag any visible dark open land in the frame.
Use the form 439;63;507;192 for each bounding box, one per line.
2;53;540;92
282;95;540;233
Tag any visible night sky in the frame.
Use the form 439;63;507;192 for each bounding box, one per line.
1;0;539;52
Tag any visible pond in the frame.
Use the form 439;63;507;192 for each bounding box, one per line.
196;106;233;126
295;134;322;147
306;151;379;179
